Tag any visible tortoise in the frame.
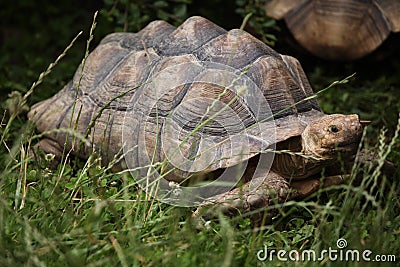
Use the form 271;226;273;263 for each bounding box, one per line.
28;16;364;219
264;0;400;60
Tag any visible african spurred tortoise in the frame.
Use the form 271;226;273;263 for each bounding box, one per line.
28;16;364;217
264;0;400;60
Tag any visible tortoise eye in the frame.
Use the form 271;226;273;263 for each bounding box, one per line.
329;125;339;133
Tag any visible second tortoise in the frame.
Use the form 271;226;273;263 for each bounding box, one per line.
264;0;400;60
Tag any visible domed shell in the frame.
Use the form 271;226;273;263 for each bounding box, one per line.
264;0;400;60
28;16;322;179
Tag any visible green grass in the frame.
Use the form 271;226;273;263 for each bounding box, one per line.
1;2;400;266
1;126;399;266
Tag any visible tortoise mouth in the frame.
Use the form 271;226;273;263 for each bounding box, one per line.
321;140;360;156
338;142;359;152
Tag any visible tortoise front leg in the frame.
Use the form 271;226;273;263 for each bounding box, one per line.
289;174;348;199
192;172;348;224
192;171;290;223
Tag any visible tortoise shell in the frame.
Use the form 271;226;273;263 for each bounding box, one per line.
28;16;322;180
264;0;400;60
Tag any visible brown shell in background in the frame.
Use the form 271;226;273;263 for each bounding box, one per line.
28;16;322;177
265;0;400;60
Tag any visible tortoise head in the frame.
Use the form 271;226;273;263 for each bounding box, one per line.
301;114;363;159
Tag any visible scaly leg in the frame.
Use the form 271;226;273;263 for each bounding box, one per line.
192;171;290;223
192;172;349;224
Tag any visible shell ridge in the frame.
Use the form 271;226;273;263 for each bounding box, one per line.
155;16;226;56
194;29;280;69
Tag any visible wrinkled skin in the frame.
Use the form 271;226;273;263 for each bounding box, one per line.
272;114;363;179
302;114;363;159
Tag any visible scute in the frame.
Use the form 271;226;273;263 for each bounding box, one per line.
100;20;176;49
194;29;280;68
155;16;226;56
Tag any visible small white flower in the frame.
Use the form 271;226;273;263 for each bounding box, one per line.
45;153;55;162
168;181;182;196
168;181;179;188
42;167;52;178
204;220;212;230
